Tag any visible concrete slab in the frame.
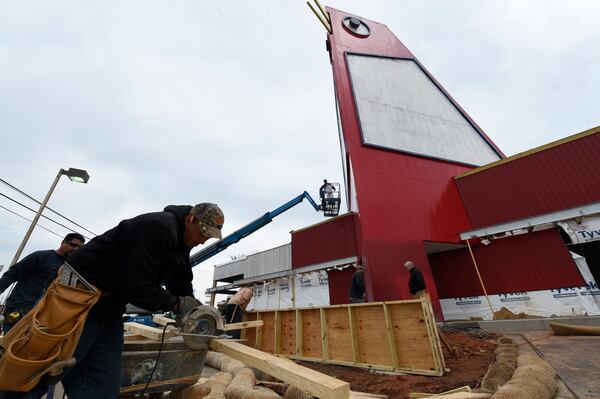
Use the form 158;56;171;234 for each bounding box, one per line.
445;315;600;333
505;332;599;399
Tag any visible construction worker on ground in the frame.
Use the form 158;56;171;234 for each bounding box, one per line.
224;286;253;339
348;264;366;303
404;260;426;298
3;203;224;399
0;233;85;333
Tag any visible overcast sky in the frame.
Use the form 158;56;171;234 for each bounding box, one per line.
1;1;599;302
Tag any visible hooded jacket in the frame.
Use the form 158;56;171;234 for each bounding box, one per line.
67;205;194;320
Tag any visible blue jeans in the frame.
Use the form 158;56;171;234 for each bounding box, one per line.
2;313;124;399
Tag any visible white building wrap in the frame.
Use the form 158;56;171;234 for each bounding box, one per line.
246;271;329;311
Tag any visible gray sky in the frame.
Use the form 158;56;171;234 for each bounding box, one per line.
1;1;599;302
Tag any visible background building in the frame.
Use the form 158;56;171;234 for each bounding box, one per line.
209;7;600;320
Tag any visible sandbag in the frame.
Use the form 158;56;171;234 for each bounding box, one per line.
477;337;518;394
0;271;100;391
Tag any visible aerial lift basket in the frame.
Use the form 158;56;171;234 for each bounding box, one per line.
0;262;101;392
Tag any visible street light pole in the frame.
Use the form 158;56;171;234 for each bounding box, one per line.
10;168;90;266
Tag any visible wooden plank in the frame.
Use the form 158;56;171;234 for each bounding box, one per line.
348;307;360;363
409;385;471;398
223;320;264;331
152;314;176;326
295;309;303;356
320;308;330;360
421;296;445;373
274;311;281;354
120;374;201;395
210;339;350;399
256;312;263;350
124;333;147;341
302;309;323;359
383;304;399;369
425;393;489;399
326;307;353;362
242;311;258;345
349;392;388;399
124;322;175;341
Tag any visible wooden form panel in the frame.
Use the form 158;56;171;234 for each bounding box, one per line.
301;309;323;359
260;312;276;353
326;307;353;362
279;310;296;355
243;296;444;375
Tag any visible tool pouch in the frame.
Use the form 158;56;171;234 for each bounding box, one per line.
0;268;101;392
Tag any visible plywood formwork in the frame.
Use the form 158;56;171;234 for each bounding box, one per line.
242;296;445;376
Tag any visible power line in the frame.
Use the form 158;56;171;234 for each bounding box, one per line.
0;192;92;241
0;205;63;238
0;178;96;236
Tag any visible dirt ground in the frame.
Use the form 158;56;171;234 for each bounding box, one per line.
298;328;496;399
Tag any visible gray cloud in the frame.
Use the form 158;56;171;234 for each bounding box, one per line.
1;1;599;301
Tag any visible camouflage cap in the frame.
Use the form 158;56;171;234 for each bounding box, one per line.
190;203;224;240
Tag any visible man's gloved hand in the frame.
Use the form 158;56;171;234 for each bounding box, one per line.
175;296;202;324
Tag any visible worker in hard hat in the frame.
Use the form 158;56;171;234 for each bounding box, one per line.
3;203;224;399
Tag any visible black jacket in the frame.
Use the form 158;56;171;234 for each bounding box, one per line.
349;270;365;300
67;205;194;320
408;267;426;295
0;250;65;310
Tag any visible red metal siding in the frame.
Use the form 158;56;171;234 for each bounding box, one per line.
429;229;584;298
323;8;507;319
327;267;356;305
456;131;600;228
291;213;358;268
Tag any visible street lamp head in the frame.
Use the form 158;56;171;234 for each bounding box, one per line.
63;168;90;184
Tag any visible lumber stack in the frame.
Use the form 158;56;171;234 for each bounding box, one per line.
242;296;445;376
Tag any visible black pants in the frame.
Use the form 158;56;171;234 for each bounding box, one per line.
224;304;243;339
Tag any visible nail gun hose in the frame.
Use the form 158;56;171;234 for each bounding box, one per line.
140;323;169;396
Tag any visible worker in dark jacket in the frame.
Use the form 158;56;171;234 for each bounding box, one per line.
0;233;85;333
6;203;224;399
348;265;366;303
404;260;426;297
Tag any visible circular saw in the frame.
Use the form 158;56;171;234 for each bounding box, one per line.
180;305;227;351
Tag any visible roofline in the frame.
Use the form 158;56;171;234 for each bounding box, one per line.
213;242;291;269
459;201;600;239
291;212;356;234
206;256;358;294
454;125;600;180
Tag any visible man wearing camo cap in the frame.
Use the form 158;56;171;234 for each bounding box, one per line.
11;203;225;399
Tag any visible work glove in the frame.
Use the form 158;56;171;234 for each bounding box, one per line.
175;296;202;325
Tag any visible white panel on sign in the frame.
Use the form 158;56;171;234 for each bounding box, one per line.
347;54;501;166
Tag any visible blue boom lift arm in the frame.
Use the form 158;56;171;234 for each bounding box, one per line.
190;191;321;267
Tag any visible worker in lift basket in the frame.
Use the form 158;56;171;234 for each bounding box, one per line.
3;203;224;399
